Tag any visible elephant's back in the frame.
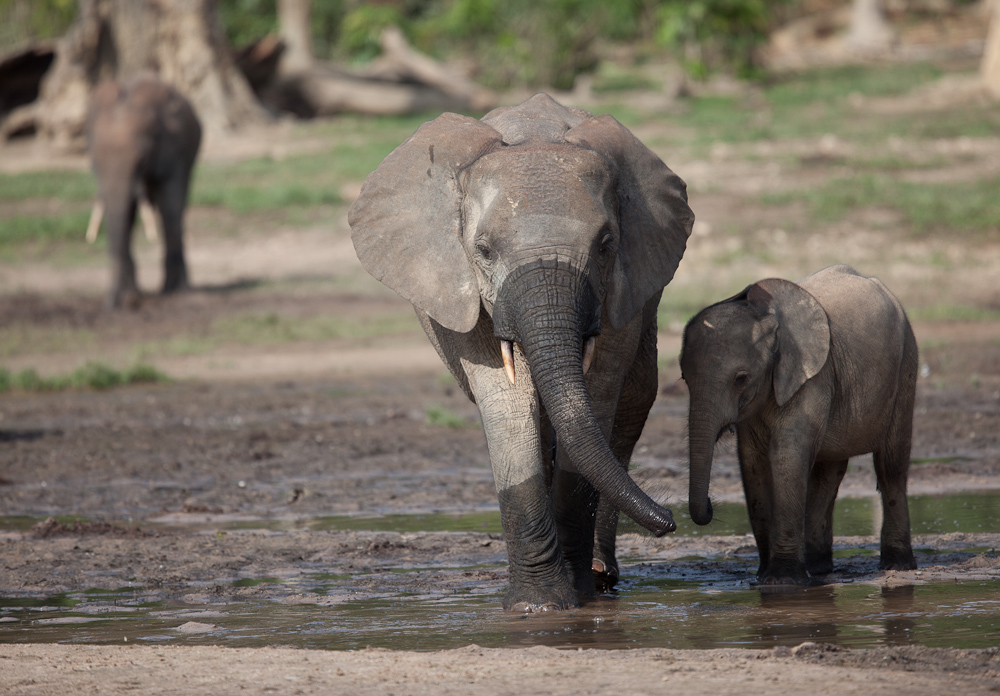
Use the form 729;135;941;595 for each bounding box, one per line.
801;266;914;452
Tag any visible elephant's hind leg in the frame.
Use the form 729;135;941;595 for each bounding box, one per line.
875;339;918;571
591;302;659;592
152;177;190;294
804;458;849;576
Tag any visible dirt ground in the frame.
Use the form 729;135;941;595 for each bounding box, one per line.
2;76;1000;692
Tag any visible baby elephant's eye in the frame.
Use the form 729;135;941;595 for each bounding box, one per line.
476;243;493;261
733;372;749;390
598;234;614;256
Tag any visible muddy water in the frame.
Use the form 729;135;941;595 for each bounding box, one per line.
3;577;999;651
2;491;998;651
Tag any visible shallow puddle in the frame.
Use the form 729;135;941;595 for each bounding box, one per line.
2;577;998;651
2;490;998;651
2;491;999;537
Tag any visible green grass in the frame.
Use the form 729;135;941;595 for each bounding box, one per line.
0;362;169;393
658;62;997;150
190;120;422;214
425;405;471;429
0;170;95;202
213;311;421;344
907;305;1000;322
0;211;94;245
128;312;422;359
762;173;1000;236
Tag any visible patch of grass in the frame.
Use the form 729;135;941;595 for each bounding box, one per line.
0;170;95;202
0;211;93;245
425;405;470;429
213;311;420;344
0;362;169;393
908;305;1000;322
591;63;660;93
762;173;1000;236
191;130;413;214
766;63;943;109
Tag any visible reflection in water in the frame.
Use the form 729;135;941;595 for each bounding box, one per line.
1;578;998;651
880;585;916;646
755;586;839;645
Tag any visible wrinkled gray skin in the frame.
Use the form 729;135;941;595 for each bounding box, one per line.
681;265;918;585
88;76;202;309
350;94;694;611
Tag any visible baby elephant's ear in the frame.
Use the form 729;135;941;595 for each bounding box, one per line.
565;114;694;330
349;113;503;334
748;279;831;407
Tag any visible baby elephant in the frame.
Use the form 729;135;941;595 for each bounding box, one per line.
681;265;917;584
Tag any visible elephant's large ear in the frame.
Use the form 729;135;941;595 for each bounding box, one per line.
565;115;695;330
747;279;831;407
349;113;503;333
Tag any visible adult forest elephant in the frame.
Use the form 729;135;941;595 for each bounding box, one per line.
87;75;202;309
349;94;695;612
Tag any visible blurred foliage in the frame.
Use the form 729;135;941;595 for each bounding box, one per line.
214;0;795;90
0;0;75;50
0;362;168;393
655;0;791;79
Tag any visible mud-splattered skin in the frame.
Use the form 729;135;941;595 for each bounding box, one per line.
350;94;694;611
87;75;201;309
681;265;918;585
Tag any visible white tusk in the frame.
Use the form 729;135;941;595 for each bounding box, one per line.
85;200;104;244
500;340;516;385
139;197;158;242
582;336;596;374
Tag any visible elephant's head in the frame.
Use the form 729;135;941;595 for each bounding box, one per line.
349;94;694;535
680;279;831;525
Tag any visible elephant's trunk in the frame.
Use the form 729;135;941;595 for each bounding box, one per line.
494;259;675;536
687;405;719;526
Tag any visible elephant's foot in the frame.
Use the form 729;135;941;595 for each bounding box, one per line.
879;548;917;571
756;559;814;586
161;275;189;295
503;586;578;613
592;558;619;593
805;551;835;576
107;287;142;311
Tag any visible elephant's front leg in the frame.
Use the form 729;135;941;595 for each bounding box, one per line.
470;364;577;612
761;414;825;585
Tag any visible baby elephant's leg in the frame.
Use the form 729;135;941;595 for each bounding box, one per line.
804;459;849;575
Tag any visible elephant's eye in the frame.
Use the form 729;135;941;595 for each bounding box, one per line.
598;234;614;256
733;372;749;390
476;242;493;261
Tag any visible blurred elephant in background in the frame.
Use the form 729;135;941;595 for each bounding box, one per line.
87;75;201;309
680;265;918;585
350;94;694;611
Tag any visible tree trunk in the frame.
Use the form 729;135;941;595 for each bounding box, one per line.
277;0;313;76
845;0;894;54
983;0;1000;99
35;0;264;149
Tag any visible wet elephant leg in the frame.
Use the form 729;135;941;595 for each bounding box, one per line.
759;416;821;585
418;310;576;612
591;304;659;592
875;348;917;571
476;377;577;611
804;458;849;575
737;428;774;580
